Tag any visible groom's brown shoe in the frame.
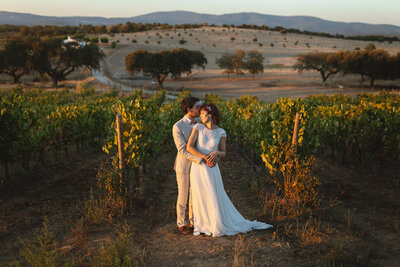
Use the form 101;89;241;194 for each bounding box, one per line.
178;226;191;235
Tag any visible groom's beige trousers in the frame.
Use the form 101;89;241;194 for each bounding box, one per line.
172;116;202;227
176;172;193;227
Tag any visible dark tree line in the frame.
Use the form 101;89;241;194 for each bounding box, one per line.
0;22;204;37
125;48;207;88
0;37;104;86
293;44;400;87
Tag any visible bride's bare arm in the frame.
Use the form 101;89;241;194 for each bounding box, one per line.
206;136;227;164
217;137;227;158
187;128;207;159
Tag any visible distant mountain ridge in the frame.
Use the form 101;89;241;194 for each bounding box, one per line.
1;10;400;36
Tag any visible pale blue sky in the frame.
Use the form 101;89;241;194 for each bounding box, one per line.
2;0;400;26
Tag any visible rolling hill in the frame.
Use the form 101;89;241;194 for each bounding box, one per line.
1;10;400;36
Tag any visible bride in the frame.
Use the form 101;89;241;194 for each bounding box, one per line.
187;103;273;237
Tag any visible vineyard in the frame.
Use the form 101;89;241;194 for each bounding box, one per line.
1;88;400;265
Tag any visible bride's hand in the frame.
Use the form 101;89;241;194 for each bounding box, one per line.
206;152;218;164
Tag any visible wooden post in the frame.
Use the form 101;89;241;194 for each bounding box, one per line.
116;114;125;180
292;112;300;154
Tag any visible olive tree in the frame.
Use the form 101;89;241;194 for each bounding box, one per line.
293;51;344;83
245;50;264;78
125;48;207;88
32;38;104;87
0;37;33;83
216;50;246;78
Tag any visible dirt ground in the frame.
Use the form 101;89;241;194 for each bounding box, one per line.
1;142;399;266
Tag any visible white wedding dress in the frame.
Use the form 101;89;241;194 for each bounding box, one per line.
190;124;273;237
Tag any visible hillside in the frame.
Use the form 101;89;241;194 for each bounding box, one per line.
1;10;400;36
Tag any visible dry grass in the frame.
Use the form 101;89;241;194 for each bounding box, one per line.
1;140;399;266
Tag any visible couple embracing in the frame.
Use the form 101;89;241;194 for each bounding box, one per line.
172;97;272;237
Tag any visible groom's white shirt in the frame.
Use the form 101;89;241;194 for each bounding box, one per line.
173;116;202;173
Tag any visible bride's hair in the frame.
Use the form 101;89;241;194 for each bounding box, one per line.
200;103;221;125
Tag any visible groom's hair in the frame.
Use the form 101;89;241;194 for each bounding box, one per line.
181;96;200;114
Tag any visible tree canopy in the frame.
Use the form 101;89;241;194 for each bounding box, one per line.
216;50;265;78
293;51;344;83
31;38;104;87
294;44;400;87
245;50;264;78
0;37;33;83
125;48;207;88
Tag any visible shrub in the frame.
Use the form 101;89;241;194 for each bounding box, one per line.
144;40;149;44
111;41;117;48
76;81;94;95
258;42;263;47
19;217;59;267
253;37;258;42
179;39;187;45
79;189;111;225
270;43;274;47
91;37;99;43
231;37;235;41
131;39;137;43
100;37;109;43
92;224;144;267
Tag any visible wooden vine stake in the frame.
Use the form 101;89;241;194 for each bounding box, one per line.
116;113;125;181
291;112;301;155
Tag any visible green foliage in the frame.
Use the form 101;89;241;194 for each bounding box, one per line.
19;217;59;267
216;50;265;78
295;45;400;86
92;223;144;267
31;37;104;86
100;37;109;43
0;88;119;179
215;50;246;78
111;41;117;48
125;48;207;88
293;51;344;83
0;36;33;83
245;50;264;77
91;37;99;43
79;188;114;224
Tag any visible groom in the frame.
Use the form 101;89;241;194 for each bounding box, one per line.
172;97;215;235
